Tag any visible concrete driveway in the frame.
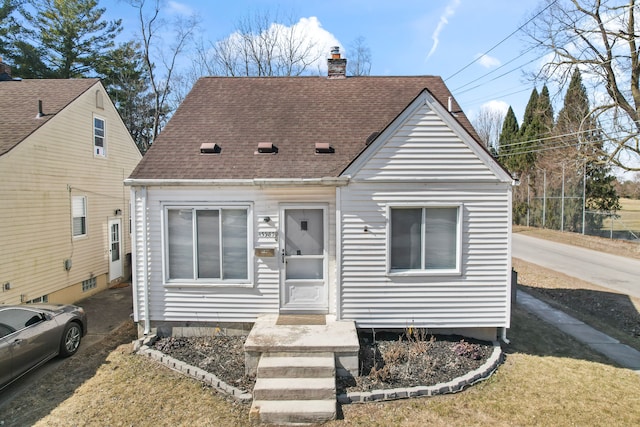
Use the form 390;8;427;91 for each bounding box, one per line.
0;285;133;409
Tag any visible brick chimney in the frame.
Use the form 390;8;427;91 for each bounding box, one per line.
0;58;12;81
327;46;346;79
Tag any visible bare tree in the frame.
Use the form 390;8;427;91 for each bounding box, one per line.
129;0;198;143
193;11;322;77
525;0;640;171
472;105;505;154
347;36;372;76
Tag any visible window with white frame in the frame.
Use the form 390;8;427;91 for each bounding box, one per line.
166;206;249;282
389;206;461;273
94;116;105;156
72;196;87;237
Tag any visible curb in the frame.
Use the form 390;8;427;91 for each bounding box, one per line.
134;338;503;405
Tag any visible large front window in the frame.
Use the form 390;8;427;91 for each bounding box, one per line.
389;206;460;274
166;207;249;282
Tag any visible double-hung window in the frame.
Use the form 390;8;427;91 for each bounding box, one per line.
166;206;249;283
72;196;87;237
389;205;461;274
94;116;105;157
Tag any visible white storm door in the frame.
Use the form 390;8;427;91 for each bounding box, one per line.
108;218;123;281
280;206;328;313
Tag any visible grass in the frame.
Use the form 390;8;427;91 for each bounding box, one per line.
1;227;639;426
605;197;640;233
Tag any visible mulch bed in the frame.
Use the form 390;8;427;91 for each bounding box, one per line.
153;330;493;395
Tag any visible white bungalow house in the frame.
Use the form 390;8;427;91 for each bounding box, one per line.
126;50;514;342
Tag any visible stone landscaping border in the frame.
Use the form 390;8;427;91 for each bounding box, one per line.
337;341;503;404
134;335;253;403
133;336;503;405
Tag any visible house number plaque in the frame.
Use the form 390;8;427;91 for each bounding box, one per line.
258;231;278;239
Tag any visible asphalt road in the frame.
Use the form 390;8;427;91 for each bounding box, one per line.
513;233;640;299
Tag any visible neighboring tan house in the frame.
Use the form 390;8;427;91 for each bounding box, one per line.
126;50;514;341
0;61;142;305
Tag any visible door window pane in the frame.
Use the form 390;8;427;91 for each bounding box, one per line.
285;209;323;255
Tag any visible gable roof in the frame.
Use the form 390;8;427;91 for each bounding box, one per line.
129;76;483;181
0;78;100;157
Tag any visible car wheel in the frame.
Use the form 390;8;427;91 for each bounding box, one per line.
59;322;82;357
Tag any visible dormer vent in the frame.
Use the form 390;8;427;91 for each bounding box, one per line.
257;142;277;154
315;142;334;154
200;142;221;154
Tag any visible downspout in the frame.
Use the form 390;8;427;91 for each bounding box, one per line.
140;186;151;335
501;327;510;344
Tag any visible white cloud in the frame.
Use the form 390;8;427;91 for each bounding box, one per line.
481;100;510;116
476;54;501;69
168;1;193;16
426;0;461;61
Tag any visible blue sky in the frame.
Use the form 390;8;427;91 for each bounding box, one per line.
103;0;544;123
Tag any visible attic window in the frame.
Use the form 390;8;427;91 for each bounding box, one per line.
256;142;277;154
315;142;334;154
200;142;221;154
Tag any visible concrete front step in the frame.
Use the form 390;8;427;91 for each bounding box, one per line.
253;377;336;401
250;399;336;425
258;353;336;379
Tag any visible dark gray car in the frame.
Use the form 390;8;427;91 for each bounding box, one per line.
0;304;87;390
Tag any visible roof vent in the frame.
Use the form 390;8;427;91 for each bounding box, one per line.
365;131;380;145
200;142;221;154
256;142;277;154
315;142;334;154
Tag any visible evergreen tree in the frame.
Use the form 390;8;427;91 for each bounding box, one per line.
15;0;122;78
97;41;155;154
497;106;520;172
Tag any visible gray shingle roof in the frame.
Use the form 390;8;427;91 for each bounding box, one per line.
129;76;481;180
0;78;100;156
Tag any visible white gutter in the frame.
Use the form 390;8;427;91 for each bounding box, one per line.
124;176;351;187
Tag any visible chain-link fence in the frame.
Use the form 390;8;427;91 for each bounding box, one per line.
513;167;639;241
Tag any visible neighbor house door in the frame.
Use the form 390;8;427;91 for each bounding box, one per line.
108;218;123;282
280;206;328;313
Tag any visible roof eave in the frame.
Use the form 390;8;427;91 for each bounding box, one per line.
124;177;351;187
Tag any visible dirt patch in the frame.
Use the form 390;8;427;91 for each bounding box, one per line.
153;330;492;395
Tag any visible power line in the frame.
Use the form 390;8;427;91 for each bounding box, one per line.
444;0;558;82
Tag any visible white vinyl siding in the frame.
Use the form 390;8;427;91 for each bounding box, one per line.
338;92;512;329
72;195;87;237
340;183;511;329
131;185;336;324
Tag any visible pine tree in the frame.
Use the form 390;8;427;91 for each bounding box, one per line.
15;0;122;78
497;106;520;172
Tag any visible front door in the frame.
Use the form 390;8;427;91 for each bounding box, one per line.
108;218;123;282
280;206;328;313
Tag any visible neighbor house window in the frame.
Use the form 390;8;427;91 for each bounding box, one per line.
166;206;249;282
94;116;105;156
72;196;87;237
389;206;461;274
82;277;97;292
